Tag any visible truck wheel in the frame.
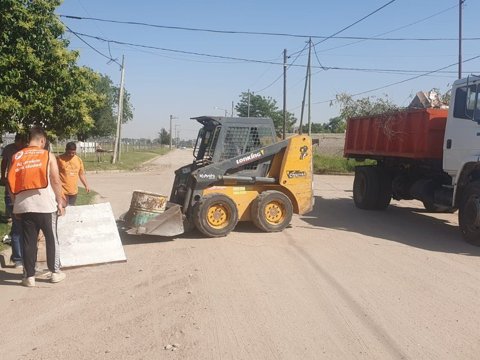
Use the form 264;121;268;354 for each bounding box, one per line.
193;194;238;237
251;191;293;232
459;181;480;246
353;166;391;210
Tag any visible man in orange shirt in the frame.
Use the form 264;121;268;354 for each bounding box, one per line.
57;142;90;206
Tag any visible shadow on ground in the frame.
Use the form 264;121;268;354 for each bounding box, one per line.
300;195;480;256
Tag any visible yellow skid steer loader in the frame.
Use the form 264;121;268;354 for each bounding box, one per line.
123;116;313;238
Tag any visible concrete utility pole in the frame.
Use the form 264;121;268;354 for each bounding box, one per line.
169;115;177;150
175;124;180;147
231;101;234;117
299;39;312;135
458;0;463;79
112;55;125;164
247;89;251;117
283;48;287;139
308;42;312;136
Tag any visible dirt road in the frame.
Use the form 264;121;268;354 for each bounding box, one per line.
1;149;480;360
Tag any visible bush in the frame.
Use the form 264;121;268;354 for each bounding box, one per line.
313;154;375;174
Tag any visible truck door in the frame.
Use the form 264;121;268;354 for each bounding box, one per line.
443;82;480;177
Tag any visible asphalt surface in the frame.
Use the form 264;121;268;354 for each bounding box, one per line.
1;149;480;360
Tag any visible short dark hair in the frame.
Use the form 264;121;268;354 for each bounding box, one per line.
66;142;77;151
29;127;47;142
14;133;23;142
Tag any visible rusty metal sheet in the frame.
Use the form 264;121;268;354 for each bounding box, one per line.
57;203;126;267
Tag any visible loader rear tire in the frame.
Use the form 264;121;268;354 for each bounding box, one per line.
193;193;238;238
251;191;293;232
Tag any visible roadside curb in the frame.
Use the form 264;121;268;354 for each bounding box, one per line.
86;154;165;174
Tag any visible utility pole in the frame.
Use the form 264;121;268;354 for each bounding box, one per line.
283;48;287;139
231;101;234;117
458;0;463;79
112;55;125;164
299;39;312;135
169;115;176;150
308;43;312;136
247;89;251;117
175;124;180;147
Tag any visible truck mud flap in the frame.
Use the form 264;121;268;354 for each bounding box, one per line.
126;203;185;237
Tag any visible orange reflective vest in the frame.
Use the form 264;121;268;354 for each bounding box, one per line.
7;147;49;195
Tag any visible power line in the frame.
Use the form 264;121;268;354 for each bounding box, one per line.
299;54;480;109
315;0;397;46
59;13;480;42
254;43;309;93
66;29;480;76
64;24;121;67
318;3;459;54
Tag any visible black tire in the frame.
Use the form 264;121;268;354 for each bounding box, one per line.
251;191;293;232
193;194;238;238
459;181;480;246
353;166;391;210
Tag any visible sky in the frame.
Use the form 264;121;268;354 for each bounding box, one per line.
57;0;480;140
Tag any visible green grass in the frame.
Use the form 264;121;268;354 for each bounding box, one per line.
76;187;97;205
313;154;375;174
79;147;169;172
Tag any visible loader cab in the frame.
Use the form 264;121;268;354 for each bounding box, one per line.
192;116;277;164
443;76;480;176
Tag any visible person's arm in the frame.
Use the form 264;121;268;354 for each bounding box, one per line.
78;159;89;192
49;154;65;216
0;156;7;186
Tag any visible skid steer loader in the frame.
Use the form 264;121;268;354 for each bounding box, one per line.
124;116;313;238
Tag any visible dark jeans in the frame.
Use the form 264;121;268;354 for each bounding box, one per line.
21;212;60;278
5;192;23;263
65;194;77;206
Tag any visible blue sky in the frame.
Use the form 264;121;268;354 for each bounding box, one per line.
57;0;480;139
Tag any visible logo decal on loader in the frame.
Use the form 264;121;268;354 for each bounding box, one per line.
235;149;264;165
199;173;216;180
300;146;308;160
287;170;306;178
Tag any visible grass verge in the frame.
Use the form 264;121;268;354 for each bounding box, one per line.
313;154;375;174
80;147;169;172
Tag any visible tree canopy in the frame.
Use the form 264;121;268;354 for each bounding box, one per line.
235;92;296;135
0;0;133;139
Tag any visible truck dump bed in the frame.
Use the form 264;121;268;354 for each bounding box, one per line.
344;108;448;160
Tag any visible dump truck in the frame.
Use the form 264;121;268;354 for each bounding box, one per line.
123;116;313;238
344;76;480;245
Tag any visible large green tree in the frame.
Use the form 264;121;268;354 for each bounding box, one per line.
0;0;102;137
78;73;134;140
235;92;296;135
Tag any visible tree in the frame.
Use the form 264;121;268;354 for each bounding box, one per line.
77;73;134;140
158;128;170;145
0;0;103;138
301;117;345;133
235;92;296;135
335;93;400;120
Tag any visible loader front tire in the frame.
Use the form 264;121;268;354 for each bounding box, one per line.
251;191;293;232
193;194;238;238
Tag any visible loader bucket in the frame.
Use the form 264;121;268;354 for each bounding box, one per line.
125;203;186;237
